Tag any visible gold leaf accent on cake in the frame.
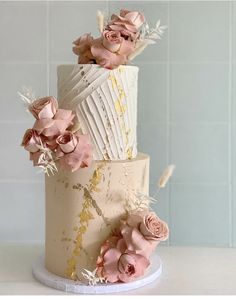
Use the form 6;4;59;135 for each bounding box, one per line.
108;74;126;116
84;188;110;226
127;148;133;160
65;163;106;280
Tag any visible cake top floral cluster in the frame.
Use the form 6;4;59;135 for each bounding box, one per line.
73;9;166;69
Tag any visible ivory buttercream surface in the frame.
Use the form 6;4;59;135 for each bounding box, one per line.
57;64;139;161
45;153;149;280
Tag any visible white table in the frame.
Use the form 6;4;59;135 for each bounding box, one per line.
0;244;236;295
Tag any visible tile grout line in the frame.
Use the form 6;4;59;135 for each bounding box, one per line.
228;0;233;247
167;0;171;247
46;0;50;96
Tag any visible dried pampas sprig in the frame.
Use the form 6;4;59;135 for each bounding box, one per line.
158;164;176;189
97;10;105;33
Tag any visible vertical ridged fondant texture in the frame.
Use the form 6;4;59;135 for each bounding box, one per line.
57;64;139;160
45;154;150;280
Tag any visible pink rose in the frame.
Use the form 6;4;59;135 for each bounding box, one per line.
140;212;169;241
121;211;169;258
107;9;145;41
56;131;78;154
102;30;123;53
28;97;58;119
120;9;145;29
56;132;93;172
21;129;44;166
121;225;157;259
21;129;42;153
102;248;149;283
91;34;135;69
33;109;74;138
73;33;95;64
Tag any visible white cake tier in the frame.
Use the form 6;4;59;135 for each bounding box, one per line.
57;64;139;161
45;153;149;281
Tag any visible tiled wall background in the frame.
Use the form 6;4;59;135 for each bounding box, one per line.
0;0;235;247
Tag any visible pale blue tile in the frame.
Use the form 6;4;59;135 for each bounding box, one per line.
109;1;168;62
138;123;169;220
0;182;44;242
138;63;167;123
170;124;229;184
233;63;236;123
0;123;44;182
0;64;47;122
0;2;47;62
49;1;107;62
169;1;229;62
152;187;169;224
170;63;229;122
232;124;236;246
232;2;236;62
170;184;229;246
49;63;58;97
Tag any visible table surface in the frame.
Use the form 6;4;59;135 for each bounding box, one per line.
0;244;236;295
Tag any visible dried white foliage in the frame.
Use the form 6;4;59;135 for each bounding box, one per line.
97;10;105;33
141;20;167;42
81;268;107;286
158;164;176;188
37;142;58;176
18;86;36;110
126;192;157;213
129;20;167;60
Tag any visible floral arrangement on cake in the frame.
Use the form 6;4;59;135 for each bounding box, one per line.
82;165;175;285
73;9;166;69
20;93;93;175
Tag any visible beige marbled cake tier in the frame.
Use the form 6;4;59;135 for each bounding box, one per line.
45;153;149;280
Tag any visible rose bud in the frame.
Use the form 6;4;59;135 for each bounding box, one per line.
29;96;58;119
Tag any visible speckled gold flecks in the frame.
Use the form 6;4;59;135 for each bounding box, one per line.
109;74;127;115
108;73;134;159
72;183;83;190
127;148;133;160
65;163;106;280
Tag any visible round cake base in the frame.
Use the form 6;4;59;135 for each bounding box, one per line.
32;254;162;294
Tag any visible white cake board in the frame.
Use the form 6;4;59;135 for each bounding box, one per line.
32;254;162;294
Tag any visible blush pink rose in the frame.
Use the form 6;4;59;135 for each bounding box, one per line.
33;109;74;138
102;30;123;53
121;225;157;259
29;97;58;119
91;33;135;69
21;129;44;166
56;132;93;172
120;9;145;29
56;131;78;154
140;212;169;241
21;129;42;153
107;9;145;41
102;248;149;283
121;211;169;258
73;33;95;64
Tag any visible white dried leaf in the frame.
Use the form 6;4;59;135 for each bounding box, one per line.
81;268;107;286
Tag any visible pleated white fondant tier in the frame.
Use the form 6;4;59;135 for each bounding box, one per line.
57;64;139;160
